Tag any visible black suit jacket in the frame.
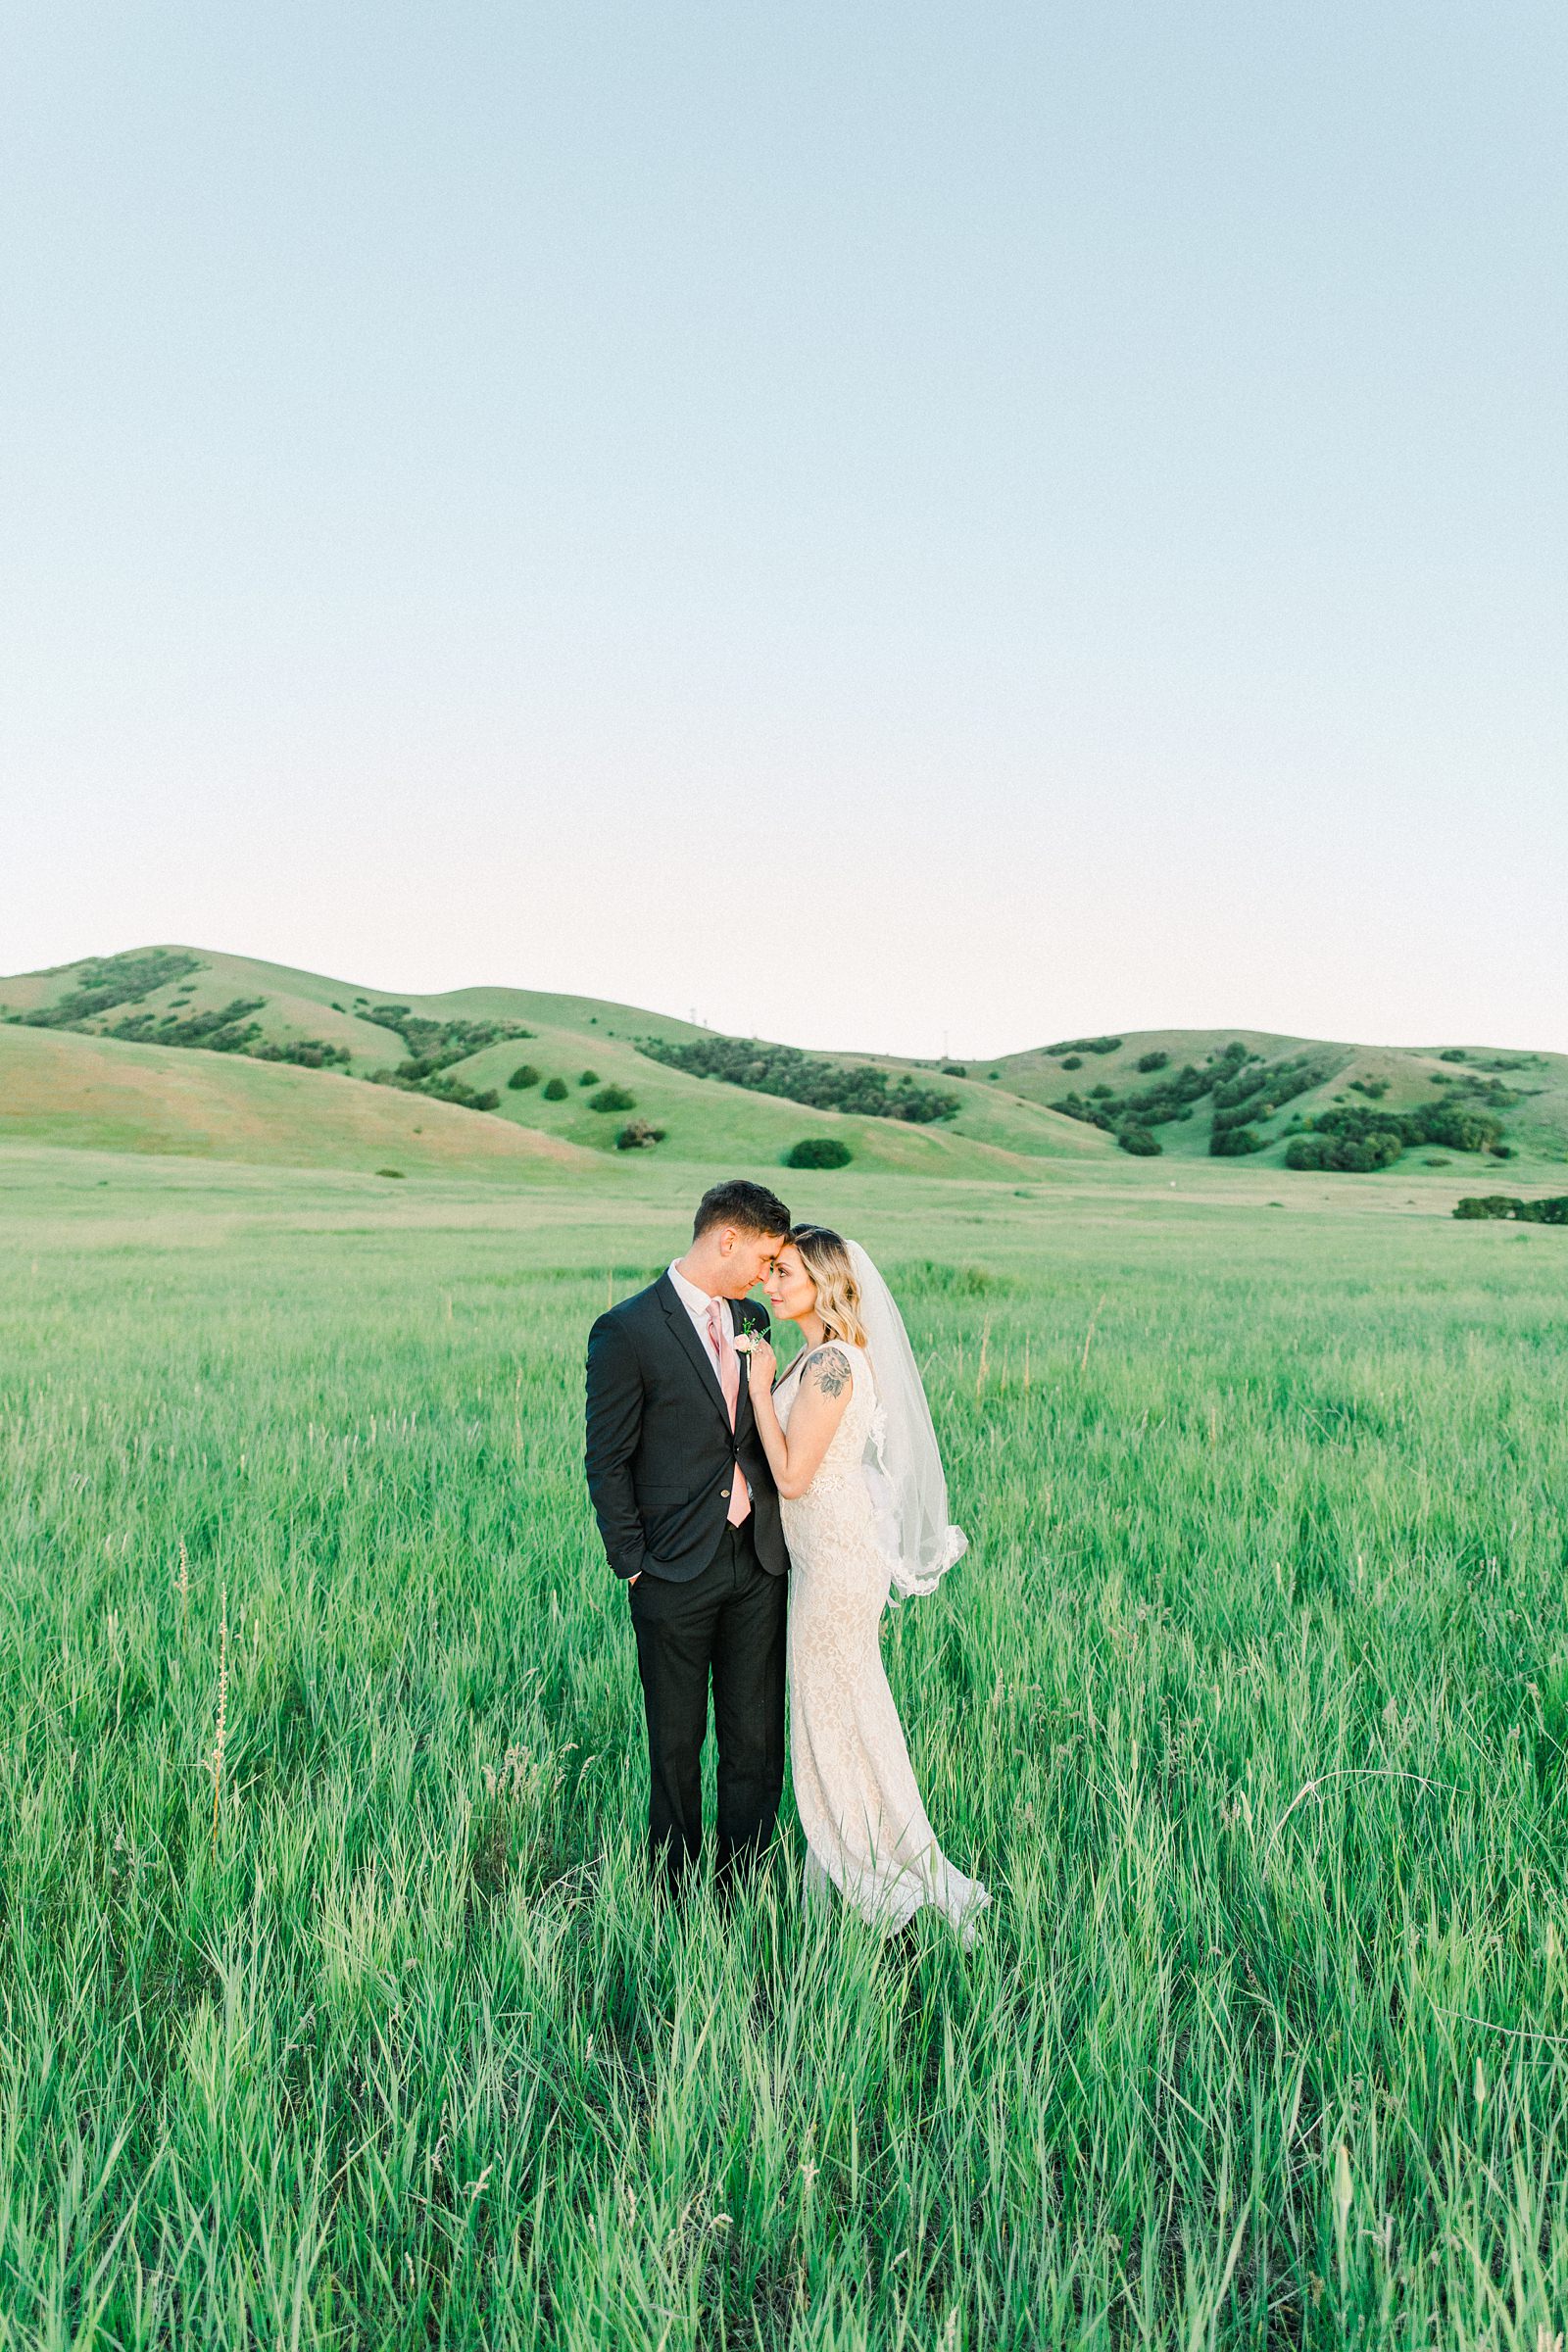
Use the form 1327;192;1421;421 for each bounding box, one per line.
584;1275;789;1585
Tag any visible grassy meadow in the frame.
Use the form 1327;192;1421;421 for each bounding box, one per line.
4;1141;1568;2349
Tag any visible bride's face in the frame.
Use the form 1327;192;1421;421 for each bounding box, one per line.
763;1244;817;1325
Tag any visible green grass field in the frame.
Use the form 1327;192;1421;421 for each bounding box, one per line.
4;1140;1568;2349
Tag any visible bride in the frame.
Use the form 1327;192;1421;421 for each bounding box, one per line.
744;1226;989;1947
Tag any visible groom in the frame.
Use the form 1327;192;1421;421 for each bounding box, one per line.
585;1178;793;1893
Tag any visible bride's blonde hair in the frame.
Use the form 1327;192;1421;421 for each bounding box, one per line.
788;1224;868;1348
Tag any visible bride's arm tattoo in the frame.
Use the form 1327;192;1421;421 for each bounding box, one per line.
807;1347;852;1397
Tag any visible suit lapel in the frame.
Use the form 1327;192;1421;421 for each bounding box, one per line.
733;1300;760;1440
657;1274;733;1432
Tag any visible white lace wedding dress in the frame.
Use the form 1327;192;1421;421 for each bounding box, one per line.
776;1342;990;1945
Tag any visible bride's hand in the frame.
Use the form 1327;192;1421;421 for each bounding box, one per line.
746;1339;776;1396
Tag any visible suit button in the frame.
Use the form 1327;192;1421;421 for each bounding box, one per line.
720;1488;730;1498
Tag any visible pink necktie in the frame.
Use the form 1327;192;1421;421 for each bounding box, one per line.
708;1298;751;1526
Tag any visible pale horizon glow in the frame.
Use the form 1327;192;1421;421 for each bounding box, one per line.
3;5;1564;1061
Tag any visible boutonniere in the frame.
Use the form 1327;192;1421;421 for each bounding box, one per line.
733;1324;770;1357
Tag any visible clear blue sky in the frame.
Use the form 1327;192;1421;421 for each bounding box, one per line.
4;3;1563;1055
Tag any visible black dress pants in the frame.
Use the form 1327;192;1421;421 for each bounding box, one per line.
627;1517;787;1888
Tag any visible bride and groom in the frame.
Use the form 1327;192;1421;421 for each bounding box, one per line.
584;1178;988;1945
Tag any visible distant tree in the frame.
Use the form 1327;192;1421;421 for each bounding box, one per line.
507;1064;541;1090
1060;1055;1083;1070
1116;1127;1161;1156
615;1118;666;1150
578;1070;600;1087
542;1077;568;1101
590;1085;636;1112
1135;1050;1169;1073
784;1138;853;1169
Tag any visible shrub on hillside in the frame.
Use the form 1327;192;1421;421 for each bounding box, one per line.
615;1118;666;1150
1286;1131;1405;1172
1048;1035;1122;1055
940;1063;967;1078
1135;1050;1170;1073
1454;1195;1568;1223
1054;1040;1255;1148
389;1073;502;1112
1416;1106;1503;1152
636;1033;958;1124
784;1138;853;1169
1349;1077;1389;1100
1205;1055;1348;1156
253;1038;352;1069
578;1070;600;1087
542;1077;568;1101
1450;1073;1524;1109
379;1014;535;1079
19;948;200;1029
590;1085;636;1112
507;1064;541;1090
1059;1055;1083;1070
111;999;267;1054
1278;1086;1523;1171
1116;1127;1161;1156
1051;1093;1114;1134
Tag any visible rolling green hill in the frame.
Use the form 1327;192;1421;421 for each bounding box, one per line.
958;1026;1568;1171
3;946;1564;1184
0;1021;599;1176
0;946;1102;1179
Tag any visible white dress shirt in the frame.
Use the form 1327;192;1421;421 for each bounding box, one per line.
665;1259;751;1512
666;1258;732;1374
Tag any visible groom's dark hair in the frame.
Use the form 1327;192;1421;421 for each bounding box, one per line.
692;1178;792;1241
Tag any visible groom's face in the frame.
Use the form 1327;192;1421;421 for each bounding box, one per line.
715;1226;787;1298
